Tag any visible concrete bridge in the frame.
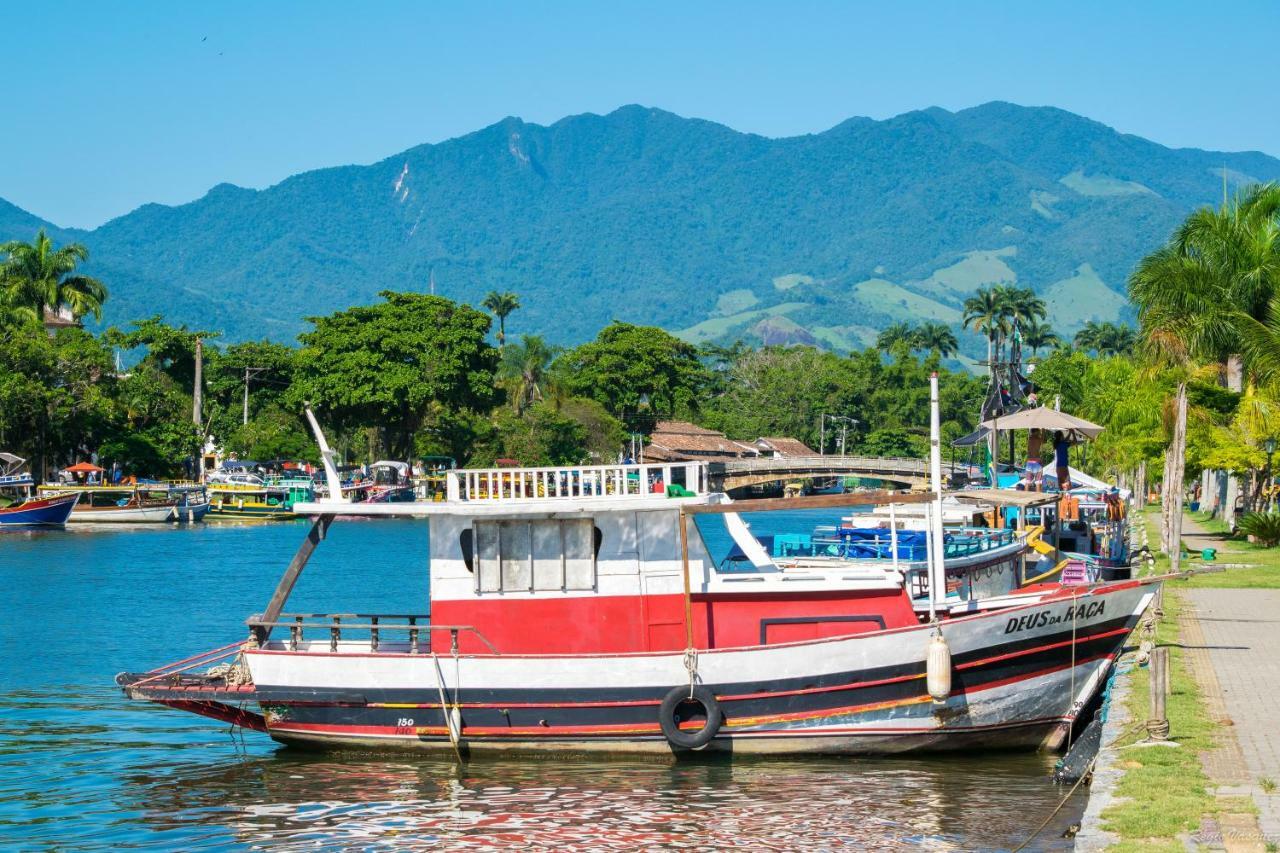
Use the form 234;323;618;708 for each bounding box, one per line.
708;455;965;491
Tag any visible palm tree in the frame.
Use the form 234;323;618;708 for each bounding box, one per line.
1;229;107;322
500;334;560;414
1130;182;1280;378
1000;286;1047;325
1021;318;1060;357
481;291;521;349
962;286;1005;377
1074;321;1137;357
876;321;916;352
913;321;958;357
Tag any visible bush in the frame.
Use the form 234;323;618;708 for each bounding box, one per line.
1238;511;1280;547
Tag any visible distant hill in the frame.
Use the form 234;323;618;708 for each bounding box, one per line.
4;102;1278;355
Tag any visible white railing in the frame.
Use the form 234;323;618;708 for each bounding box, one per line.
448;462;707;502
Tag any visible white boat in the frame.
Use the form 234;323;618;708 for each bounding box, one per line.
38;483;188;523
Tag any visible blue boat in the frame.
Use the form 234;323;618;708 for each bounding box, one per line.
0;454;78;528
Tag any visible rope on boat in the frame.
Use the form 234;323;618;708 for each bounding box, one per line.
431;652;463;761
683;647;699;699
1012;758;1095;852
204;659;251;686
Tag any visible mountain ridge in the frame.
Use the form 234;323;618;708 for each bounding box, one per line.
3;101;1278;350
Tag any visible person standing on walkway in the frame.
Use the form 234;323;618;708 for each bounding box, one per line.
1053;431;1071;491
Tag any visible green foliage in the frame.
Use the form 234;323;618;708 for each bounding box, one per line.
481;291;521;347
699;346;983;455
858;428;921;457
1;229;107;322
294;291;500;459
1073;320;1137;356
875;321;959;357
1238;511;1280;547
557;322;709;421
225;406;313;461
104;315;219;388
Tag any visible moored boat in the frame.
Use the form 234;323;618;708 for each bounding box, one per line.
206;479;313;520
118;402;1156;757
0;454;77;528
36;482;201;523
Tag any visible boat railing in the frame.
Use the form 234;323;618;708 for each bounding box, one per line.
247;612;499;654
448;461;707;502
771;526;1016;562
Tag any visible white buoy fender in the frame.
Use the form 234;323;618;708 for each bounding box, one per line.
926;631;952;703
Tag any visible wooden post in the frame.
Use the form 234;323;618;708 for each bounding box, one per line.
192;337;203;427
1169;384;1188;574
679;509;694;650
1148;646;1169;740
250;514;334;643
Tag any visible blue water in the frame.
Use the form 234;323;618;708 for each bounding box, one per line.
0;518;1085;850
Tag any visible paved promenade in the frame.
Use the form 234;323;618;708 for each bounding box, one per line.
1178;512;1280;845
1185;586;1280;843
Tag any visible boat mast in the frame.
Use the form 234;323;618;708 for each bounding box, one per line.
928;373;947;618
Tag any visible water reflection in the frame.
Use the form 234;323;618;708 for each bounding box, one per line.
2;520;1085;850
111;749;1082;850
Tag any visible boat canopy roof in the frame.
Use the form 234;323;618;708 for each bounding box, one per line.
979;406;1103;441
0;453;25;476
950;488;1061;508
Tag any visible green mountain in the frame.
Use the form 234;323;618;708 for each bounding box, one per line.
4;102;1278;352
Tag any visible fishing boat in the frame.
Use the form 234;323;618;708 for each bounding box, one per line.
37;482;193;523
206;477;314;521
0;454;77;528
119;393;1158;757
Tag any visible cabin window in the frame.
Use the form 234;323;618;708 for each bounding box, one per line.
472;519;598;592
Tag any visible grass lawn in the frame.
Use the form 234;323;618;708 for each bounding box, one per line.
1181;509;1280;589
1099;507;1264;848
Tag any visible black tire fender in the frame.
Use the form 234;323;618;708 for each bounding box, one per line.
658;685;722;750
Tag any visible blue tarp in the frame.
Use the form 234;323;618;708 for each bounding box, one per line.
838;527;930;559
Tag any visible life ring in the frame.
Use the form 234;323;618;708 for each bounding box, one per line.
658;685;722;750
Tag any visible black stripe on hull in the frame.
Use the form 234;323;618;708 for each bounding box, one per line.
257;618;1132;736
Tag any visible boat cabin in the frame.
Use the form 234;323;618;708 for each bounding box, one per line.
264;461;1036;659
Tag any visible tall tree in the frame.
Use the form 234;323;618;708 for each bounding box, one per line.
557;322;709;423
1130;182;1280;379
962;286;1005;379
1021;318;1061;357
876;321;916;353
1074;321;1136;357
481;291;521;349
500;334;560;414
913;321;959;358
0;229;108;322
295;292;500;459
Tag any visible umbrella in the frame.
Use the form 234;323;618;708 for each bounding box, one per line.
979;406;1104;441
64;462;105;473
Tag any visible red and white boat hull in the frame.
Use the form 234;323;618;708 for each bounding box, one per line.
242;581;1149;754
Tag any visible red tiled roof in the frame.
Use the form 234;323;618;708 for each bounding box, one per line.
756;437;816;456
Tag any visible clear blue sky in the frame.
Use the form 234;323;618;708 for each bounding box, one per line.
5;0;1277;229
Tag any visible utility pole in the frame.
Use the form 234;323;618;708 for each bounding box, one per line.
242;367;268;425
819;414;826;456
192;338;203;426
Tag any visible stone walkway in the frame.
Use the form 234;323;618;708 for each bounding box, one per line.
1176;513;1280;850
1185;587;1280;843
